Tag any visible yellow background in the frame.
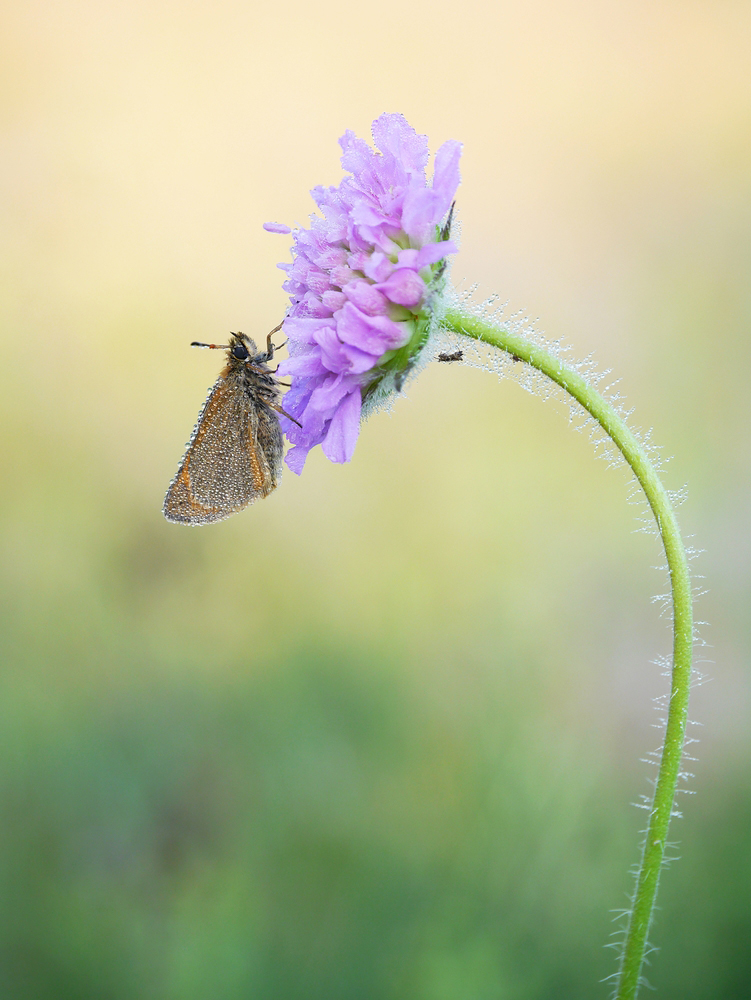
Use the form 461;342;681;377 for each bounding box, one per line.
1;2;750;996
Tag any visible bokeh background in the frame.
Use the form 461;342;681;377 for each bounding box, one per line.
1;1;750;997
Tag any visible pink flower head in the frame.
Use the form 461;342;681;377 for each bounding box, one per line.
266;113;462;473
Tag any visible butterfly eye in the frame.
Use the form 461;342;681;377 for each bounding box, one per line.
232;343;249;360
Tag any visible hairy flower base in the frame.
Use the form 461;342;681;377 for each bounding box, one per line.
265;113;461;472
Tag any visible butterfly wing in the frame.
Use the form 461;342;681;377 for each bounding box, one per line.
163;372;282;525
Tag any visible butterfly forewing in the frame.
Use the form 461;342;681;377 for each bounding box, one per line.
163;357;283;525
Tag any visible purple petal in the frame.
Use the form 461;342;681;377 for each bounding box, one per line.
414;240;457;268
308;373;350;413
351;202;390;228
321;289;347;311
330;265;358;287
342;279;388;315
263;221;292;234
306;268;333;295
322;388;362;464
336;302;405;354
277;353;327;378
400;142;461;241
401;187;443;242
339;131;376;179
283;316;336;346
431;139;463;215
311;184;337;210
347;251;368;272
360;252;393;283
301;293;335;318
314;246;349;270
371;113;429;175
284;444;312;474
396;248;419;269
313;326;379;375
375;268;426;308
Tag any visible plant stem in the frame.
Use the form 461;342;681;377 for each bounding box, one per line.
442;307;693;999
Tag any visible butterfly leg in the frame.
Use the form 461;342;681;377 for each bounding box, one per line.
263;322;286;360
268;402;302;428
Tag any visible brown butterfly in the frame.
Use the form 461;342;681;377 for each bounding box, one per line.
163;324;298;526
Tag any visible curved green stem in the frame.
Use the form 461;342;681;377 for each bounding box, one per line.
442;307;693;999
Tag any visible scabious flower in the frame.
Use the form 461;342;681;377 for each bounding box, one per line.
264;113;462;473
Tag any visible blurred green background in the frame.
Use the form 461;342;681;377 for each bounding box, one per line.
1;1;750;997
